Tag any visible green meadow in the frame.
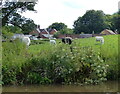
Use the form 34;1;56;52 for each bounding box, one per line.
2;35;119;85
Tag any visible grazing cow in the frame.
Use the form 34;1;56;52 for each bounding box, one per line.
21;37;31;46
95;36;104;44
62;37;72;45
50;40;56;45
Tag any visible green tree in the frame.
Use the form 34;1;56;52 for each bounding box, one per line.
2;26;14;39
104;14;113;30
111;10;120;33
49;22;74;38
73;10;108;34
10;15;37;34
2;1;37;34
53;28;73;38
60;28;73;34
48;22;67;31
2;25;22;33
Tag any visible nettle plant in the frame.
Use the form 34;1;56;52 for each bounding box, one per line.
49;45;109;84
30;44;108;85
77;47;108;84
2;40;28;85
2;42;109;85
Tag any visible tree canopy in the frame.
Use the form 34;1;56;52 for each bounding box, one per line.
73;10;108;34
2;0;37;34
48;22;67;31
48;22;73;38
111;10;120;33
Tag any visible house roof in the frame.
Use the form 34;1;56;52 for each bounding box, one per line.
29;28;57;39
49;29;57;32
42;29;49;34
100;29;116;35
35;28;49;34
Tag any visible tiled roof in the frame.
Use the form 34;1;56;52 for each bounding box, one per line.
100;29;116;35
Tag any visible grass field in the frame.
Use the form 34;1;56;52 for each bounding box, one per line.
75;35;118;63
29;35;118;64
28;34;119;80
29;35;118;66
2;35;119;85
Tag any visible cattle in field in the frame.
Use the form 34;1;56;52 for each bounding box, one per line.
50;40;56;45
95;36;104;44
12;34;31;46
62;37;72;45
21;36;31;46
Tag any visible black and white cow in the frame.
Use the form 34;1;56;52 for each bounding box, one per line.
62;37;72;45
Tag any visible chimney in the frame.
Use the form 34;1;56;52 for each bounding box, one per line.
37;25;40;29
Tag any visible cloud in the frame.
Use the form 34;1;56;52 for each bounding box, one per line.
21;0;119;29
62;1;84;9
118;1;120;9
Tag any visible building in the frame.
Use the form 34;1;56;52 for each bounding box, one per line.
100;29;116;35
29;25;57;39
49;29;57;35
80;34;92;38
57;34;80;39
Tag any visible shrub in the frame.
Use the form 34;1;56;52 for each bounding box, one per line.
3;37;117;85
2;35;118;85
21;44;108;85
2;39;28;85
2;26;22;39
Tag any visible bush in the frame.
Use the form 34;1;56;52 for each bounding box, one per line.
2;40;110;85
2;26;22;39
30;40;44;45
2;39;28;85
20;44;108;85
2;35;118;85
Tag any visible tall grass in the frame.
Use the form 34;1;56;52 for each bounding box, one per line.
2;35;119;85
2;40;108;85
2;39;29;85
74;35;118;80
0;36;2;85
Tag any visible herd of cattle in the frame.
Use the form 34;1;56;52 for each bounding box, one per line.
49;36;104;45
3;35;104;46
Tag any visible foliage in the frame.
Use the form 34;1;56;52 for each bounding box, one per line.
53;28;74;38
73;10;108;34
48;22;67;31
10;16;37;34
2;26;22;37
2;41;107;85
74;35;118;80
111;10;120;33
49;22;74;37
2;35;119;85
2;26;14;39
60;28;74;34
103;11;120;33
30;39;50;45
104;14;113;30
2;1;37;33
2;39;28;85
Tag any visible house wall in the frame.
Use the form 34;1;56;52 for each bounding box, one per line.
50;29;57;35
80;34;92;38
57;34;106;39
92;34;106;37
58;34;80;39
29;31;39;36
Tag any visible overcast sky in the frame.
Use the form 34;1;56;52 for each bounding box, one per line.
21;0;120;29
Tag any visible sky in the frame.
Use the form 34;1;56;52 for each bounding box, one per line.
21;0;120;29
